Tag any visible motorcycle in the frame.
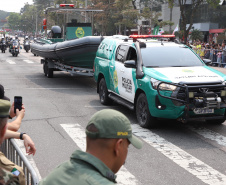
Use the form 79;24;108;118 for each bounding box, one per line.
0;40;6;53
9;40;20;57
23;40;30;52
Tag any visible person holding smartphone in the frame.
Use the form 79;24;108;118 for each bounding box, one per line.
0;84;25;132
0;84;36;185
0;84;36;155
0;99;20;185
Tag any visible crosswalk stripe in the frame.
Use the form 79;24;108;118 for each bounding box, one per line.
61;123;139;185
7;60;16;64
131;124;226;185
23;60;34;63
188;126;226;147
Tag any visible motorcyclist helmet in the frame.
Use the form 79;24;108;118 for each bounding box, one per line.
25;36;28;39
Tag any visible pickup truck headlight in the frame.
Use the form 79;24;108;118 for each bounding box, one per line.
151;78;177;91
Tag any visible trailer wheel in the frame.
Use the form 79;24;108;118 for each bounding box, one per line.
43;63;47;76
47;68;53;78
44;62;53;78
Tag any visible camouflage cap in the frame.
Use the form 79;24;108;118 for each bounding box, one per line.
0;99;11;118
86;109;143;149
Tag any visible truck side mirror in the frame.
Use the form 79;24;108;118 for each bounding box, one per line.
203;59;212;66
124;60;136;68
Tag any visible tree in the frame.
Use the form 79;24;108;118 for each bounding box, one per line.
88;0;117;35
7;13;21;31
114;0;139;35
190;29;203;42
168;0;221;43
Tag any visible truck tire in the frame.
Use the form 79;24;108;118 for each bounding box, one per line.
136;93;157;128
47;68;53;78
99;78;112;105
43;63;47;76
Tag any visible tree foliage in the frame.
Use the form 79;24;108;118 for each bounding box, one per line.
190;29;203;41
7;13;21;30
168;0;221;43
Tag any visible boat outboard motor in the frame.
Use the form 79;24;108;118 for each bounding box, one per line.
51;26;62;38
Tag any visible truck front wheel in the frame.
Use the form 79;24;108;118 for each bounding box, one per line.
136;93;157;128
99;78;112;105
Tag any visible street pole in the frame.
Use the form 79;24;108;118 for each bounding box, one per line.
85;0;87;23
36;10;38;37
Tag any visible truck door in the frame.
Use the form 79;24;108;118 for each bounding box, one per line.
112;45;136;103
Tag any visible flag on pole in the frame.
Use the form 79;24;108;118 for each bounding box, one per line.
152;25;159;35
173;24;179;35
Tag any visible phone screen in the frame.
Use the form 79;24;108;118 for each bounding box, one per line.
14;96;22;113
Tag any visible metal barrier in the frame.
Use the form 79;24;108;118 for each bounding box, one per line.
190;47;226;67
0;139;39;185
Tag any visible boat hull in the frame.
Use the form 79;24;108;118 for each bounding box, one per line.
31;36;103;69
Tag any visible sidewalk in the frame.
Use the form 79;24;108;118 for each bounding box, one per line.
211;66;226;75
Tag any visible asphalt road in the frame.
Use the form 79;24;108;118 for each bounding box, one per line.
1;46;226;185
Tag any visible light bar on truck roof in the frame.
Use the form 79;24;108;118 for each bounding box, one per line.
60;4;75;8
129;35;175;39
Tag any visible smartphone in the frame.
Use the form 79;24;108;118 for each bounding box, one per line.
14;96;22;113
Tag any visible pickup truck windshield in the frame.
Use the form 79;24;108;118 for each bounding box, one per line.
141;45;204;67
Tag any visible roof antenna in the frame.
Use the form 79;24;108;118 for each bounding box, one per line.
161;39;163;45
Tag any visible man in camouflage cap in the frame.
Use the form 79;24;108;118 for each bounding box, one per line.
39;109;143;185
0;99;20;185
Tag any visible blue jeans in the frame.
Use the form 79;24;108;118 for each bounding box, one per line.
223;56;226;67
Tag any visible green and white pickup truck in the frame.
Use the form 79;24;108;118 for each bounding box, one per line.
94;35;226;128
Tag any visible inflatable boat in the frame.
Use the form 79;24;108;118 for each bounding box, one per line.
31;36;103;69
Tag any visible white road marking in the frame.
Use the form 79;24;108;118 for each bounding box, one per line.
188;126;226;147
131;124;226;185
23;60;34;63
61;123;139;185
7;60;16;64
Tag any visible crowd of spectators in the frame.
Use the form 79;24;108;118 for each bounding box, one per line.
186;39;226;67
